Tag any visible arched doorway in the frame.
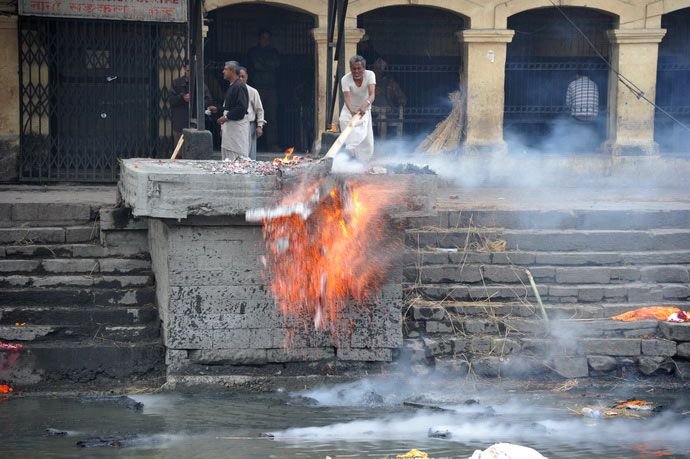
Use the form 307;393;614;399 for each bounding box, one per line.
655;7;690;154
205;4;316;153
504;7;614;153
357;6;466;140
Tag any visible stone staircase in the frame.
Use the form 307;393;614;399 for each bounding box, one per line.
403;208;690;380
0;198;163;390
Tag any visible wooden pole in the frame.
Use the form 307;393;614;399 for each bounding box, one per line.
171;134;185;160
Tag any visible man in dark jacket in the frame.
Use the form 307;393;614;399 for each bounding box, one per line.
169;62;218;151
217;60;249;160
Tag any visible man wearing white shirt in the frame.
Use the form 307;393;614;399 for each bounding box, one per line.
339;55;376;161
239;67;266;160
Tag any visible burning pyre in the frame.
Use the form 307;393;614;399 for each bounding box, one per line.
250;174;405;333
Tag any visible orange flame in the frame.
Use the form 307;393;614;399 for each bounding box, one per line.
273;147;300;166
261;177;404;333
0;385;12;394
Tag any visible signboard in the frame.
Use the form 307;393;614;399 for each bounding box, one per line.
19;0;188;23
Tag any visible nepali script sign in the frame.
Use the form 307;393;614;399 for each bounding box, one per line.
19;0;187;23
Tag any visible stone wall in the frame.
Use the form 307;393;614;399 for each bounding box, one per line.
149;217;403;384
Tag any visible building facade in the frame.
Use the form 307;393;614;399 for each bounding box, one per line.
0;0;689;182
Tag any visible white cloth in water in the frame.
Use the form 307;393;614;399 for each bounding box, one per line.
469;443;548;459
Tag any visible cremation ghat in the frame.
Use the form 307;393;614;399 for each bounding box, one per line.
118;158;435;388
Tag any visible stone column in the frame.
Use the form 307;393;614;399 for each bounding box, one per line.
311;27;330;148
605;28;666;156
0;17;19;182
457;29;514;153
343;27;365;69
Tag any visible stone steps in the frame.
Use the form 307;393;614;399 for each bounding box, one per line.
406;249;690;266
0;286;156;307
4;340;164;388
406;263;690;285
406;228;690;251
0;257;151;274
0;323;159;342
0;305;158;326
416;209;690;230
0;274;154;289
406;300;690;320
1;242;149;259
409;282;690;303
0;225;99;244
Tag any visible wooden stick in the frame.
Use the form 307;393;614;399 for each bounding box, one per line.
323;112;363;159
170;134;185;160
526;269;549;320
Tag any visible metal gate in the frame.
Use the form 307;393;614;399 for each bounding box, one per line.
19;17;187;182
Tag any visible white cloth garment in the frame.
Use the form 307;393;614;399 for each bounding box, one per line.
339;69;376;160
245;85;265;160
221;116;249;160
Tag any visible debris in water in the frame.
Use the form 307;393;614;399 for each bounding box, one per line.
396;448;429;458
427;427;452;439
470;443;548;459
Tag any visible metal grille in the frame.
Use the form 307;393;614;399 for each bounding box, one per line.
655;8;690;153
503;8;613;150
205;5;316;152
19;17;187;182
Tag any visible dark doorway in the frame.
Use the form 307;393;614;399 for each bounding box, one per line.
19;17;186;182
205;4;316;154
357;6;465;140
504;8;613;153
656;8;690;154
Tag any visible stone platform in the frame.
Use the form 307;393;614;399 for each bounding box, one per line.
118;159;430;385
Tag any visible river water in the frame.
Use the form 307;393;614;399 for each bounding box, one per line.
1;376;689;458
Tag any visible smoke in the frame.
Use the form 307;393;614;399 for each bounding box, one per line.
278;376;690;456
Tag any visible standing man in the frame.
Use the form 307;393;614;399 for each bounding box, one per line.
566;71;599;121
339;55;376;161
169;61;218;152
217;61;249;160
238;67;265;161
247;29;281;151
169;61;191;149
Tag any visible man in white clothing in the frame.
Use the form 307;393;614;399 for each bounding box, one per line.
239;67;265;160
339;55;376;161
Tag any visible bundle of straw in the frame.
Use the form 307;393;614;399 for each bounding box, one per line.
416;84;466;154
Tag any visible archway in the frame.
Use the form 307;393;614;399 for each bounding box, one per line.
504;7;614;153
205;3;316;153
655;7;690;154
356;6;466;140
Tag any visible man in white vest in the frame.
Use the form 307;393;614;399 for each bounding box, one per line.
238;67;266;160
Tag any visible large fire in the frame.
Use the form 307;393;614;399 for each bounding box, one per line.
260;176;404;332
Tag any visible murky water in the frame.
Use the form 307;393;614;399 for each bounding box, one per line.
1;377;689;458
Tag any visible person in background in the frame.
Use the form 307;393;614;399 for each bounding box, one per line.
566;71;599;121
339;55;376;161
217;61;249;160
247;29;281;151
238;67;265;161
169;61;217;151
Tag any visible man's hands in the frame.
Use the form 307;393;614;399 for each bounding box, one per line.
256;126;264;138
183;93;190;103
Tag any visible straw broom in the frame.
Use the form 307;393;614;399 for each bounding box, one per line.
416;83;467;154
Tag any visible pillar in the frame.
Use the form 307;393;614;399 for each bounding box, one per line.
311;27;330;148
0;16;19;182
605;28;666;156
457;29;514;153
343;27;365;69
